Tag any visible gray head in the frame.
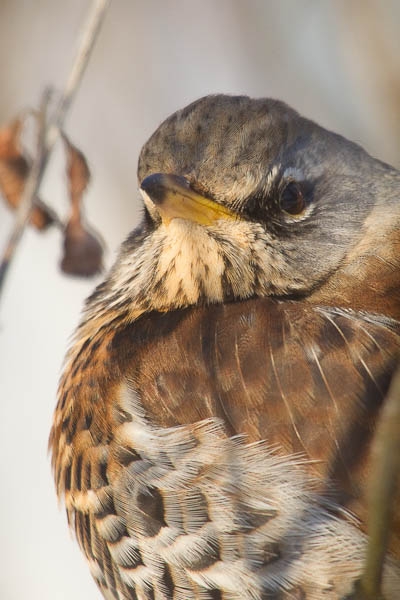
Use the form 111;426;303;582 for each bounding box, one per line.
92;95;400;316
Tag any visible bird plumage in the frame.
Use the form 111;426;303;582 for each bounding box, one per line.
50;95;400;599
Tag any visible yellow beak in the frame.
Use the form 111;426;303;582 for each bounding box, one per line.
140;173;238;226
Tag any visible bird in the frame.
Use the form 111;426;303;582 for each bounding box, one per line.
50;94;400;600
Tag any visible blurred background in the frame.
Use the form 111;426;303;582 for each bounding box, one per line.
0;1;399;598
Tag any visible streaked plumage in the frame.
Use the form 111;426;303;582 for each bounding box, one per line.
50;95;400;599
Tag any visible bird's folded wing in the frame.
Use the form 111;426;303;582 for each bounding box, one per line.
62;299;400;598
115;301;398;480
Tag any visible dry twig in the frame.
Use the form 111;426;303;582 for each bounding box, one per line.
345;364;400;600
0;0;110;300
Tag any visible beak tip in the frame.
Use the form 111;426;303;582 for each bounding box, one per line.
140;172;160;188
140;173;164;205
140;173;191;207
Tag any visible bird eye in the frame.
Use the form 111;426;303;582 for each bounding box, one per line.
279;181;306;216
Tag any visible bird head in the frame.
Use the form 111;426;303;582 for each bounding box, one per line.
92;95;400;318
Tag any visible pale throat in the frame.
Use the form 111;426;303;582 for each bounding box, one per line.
93;215;279;327
102;216;283;321
153;219;226;305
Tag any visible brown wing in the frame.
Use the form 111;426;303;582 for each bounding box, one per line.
53;298;400;599
112;299;400;552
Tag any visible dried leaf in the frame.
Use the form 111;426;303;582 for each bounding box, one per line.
0;117;54;229
61;218;103;277
62;133;91;214
60;133;102;277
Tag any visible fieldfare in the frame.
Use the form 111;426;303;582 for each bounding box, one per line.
50;95;400;599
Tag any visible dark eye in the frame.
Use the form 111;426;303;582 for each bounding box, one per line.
279;181;306;216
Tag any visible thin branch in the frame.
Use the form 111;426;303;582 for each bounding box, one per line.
46;0;111;151
361;364;400;597
346;364;400;599
0;0;110;300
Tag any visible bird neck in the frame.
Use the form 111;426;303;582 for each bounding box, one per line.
307;203;400;320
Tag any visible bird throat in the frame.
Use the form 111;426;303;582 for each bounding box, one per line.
152;220;227;306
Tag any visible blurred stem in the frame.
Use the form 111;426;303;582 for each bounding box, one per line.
0;0;110;301
346;364;400;599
